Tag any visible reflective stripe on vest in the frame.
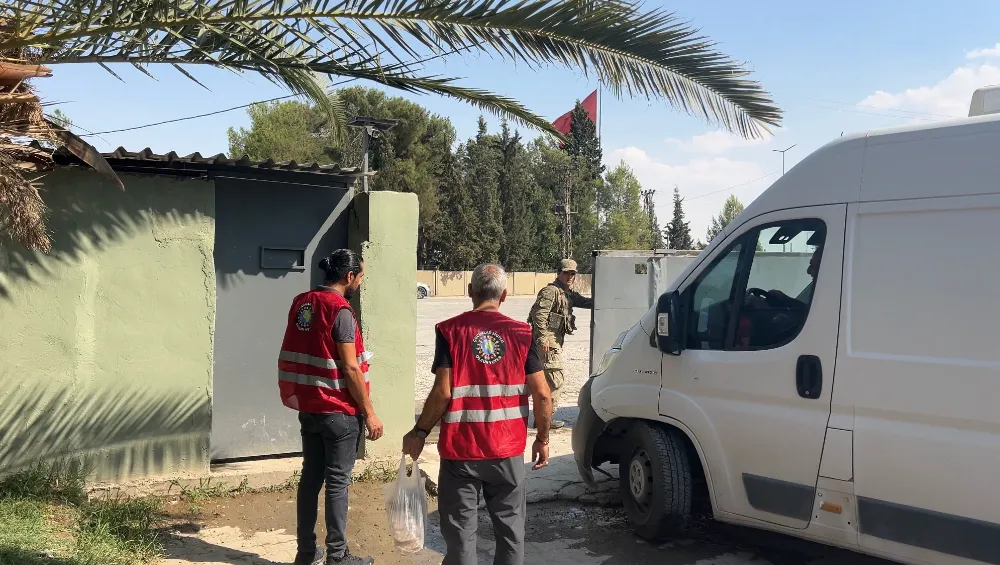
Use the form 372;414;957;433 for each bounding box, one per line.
279;350;370;369
442;405;529;424
278;369;370;389
443;384;528;423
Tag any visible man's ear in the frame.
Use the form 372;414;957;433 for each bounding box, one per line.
468;283;474;300
499;289;508;304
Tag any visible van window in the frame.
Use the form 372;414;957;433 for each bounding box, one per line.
687;242;744;350
736;220;826;350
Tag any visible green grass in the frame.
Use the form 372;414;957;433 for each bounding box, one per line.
0;464;306;565
355;459;418;484
0;463;163;565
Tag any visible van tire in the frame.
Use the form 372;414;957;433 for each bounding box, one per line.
620;422;692;540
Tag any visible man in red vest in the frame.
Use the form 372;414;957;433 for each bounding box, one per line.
402;263;552;565
278;249;382;565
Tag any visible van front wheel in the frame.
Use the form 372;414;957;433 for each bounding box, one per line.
620;422;692;540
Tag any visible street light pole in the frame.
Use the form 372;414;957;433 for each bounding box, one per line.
772;144;797;175
346;116;399;196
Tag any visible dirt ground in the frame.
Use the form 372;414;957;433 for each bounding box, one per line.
157;297;894;565
164;483;420;565
163;484;887;565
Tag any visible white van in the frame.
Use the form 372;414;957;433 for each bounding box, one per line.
573;86;1000;565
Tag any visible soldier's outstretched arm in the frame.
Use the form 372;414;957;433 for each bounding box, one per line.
569;289;594;309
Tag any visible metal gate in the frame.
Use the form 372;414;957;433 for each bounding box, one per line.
211;177;352;460
589;250;697;375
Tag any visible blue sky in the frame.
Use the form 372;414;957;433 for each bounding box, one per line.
35;0;1000;238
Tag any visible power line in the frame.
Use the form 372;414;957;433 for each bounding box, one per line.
82;78;357;137
685;171;780;201
81;93;298;137
80;47;474;138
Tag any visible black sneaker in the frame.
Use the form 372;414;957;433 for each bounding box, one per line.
294;548;325;565
328;551;374;565
551;420;566;430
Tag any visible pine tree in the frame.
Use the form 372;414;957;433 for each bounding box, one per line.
463;117;504;262
644;191;665;249
526;140;570;271
706;194;745;244
665;186;694;250
496;121;536;270
598;161;649;249
431;150;480;270
563;102;604;179
560;101;603;271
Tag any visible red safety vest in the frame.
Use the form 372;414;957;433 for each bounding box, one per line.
277;288;370;415
436;310;533;461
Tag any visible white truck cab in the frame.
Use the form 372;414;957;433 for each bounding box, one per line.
573;86;1000;565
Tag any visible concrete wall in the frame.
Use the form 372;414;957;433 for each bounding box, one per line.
349;192;418;458
435;270;467;297
512;272;535;296
416;270;435;290
419;270;593;297
0;169;215;481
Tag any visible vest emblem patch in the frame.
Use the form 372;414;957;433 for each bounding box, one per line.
472;330;506;365
295;303;314;331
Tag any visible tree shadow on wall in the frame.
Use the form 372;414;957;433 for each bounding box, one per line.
0;376;210;481
439;270;465;284
0;168;213;300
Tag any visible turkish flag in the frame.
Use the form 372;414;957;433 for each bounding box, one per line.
552;90;598;135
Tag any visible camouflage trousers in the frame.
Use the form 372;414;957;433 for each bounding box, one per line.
543;346;565;415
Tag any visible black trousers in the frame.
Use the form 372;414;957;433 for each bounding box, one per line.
296;411;362;560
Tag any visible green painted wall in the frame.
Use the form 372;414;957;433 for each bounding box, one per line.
348;191;418;458
0;168;216;481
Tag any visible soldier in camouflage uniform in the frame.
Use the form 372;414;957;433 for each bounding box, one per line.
527;259;594;429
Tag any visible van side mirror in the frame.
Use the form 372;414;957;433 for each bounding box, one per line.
655;291;685;356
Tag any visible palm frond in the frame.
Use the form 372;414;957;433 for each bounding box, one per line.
1;0;781;138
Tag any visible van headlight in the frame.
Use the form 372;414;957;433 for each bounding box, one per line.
594;348;621;376
594;331;628;376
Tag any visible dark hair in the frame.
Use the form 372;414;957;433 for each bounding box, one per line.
318;249;362;283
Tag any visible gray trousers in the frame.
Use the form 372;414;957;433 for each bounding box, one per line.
438;457;526;565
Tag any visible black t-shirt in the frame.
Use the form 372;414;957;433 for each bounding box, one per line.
317;286;356;342
432;328;543;374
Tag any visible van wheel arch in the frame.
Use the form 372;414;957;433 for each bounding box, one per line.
592;419;713;526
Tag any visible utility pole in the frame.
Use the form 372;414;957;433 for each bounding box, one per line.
346;116;398;195
553;164;575;259
641;188;656;249
772;144;797;176
563;167;573;259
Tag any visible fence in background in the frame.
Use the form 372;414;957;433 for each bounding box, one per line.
418;270;593;297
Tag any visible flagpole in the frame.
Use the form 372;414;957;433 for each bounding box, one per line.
597;84;602;142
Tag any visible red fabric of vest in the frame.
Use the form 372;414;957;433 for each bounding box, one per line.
277;289;370;415
436;310;532;460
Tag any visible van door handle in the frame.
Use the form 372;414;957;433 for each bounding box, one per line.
796;355;822;400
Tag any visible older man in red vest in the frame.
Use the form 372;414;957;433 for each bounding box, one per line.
278;248;382;565
403;263;552;565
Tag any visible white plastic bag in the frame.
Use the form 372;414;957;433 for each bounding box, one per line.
384;454;427;554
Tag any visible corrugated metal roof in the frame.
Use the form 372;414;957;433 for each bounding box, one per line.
49;145;367;181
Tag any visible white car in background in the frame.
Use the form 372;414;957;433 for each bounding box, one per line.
416;282;431;299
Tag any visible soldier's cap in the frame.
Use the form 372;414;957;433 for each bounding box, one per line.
559;259;578;273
